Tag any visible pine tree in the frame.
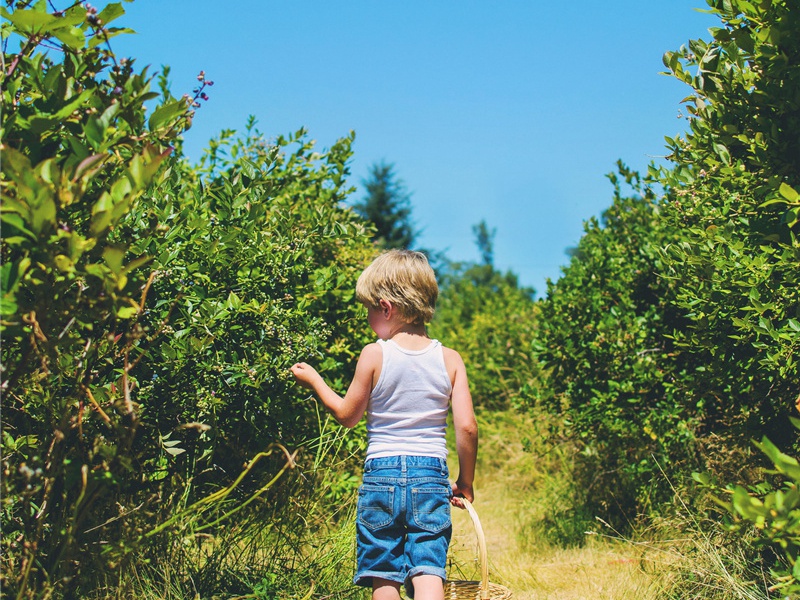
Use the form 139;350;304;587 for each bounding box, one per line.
353;162;418;249
472;219;496;266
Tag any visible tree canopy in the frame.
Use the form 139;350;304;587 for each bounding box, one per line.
351;161;418;249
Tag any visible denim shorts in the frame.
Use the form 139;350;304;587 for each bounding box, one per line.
354;455;452;598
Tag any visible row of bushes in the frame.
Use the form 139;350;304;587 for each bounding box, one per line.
0;3;546;596
531;0;800;593
1;3;376;597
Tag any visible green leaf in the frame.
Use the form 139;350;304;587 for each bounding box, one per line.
759;196;789;209
90;192;113;235
0;7;58;33
713;142;731;164
239;159;258;180
103;246;126;274
0;295;19;318
116;305;139;319
148;100;186;132
1;213;36;240
121;255;152;275
226;291;242;310
731;485;766;521
84;117;105;150
51;26;85;50
784;207;799;228
779;182;799;202
84;263;109;279
96;3;125;26
0;256;31;296
755;437;800;481
30;194;56;235
73;153;107;181
54;254;74;273
87;26;135;48
54;90;94;121
126;145;172;189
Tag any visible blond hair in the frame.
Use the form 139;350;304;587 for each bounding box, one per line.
355;250;438;324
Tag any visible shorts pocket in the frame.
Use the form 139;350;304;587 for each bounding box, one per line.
357;484;395;530
410;485;451;533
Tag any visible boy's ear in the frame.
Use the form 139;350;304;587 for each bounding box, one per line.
379;298;392;317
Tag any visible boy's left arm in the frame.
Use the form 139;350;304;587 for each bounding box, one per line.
290;343;379;428
443;348;478;507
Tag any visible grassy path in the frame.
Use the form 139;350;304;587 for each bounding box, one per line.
446;410;659;600
449;481;656;599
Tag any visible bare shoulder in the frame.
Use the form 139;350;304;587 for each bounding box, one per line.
359;342;383;365
358;342;383;388
441;345;464;367
441;345;466;383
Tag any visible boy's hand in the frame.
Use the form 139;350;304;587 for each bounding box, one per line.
450;480;474;509
290;362;321;390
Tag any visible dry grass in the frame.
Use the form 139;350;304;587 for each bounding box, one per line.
448;471;659;600
109;408;769;599
443;408;772;600
444;409;655;600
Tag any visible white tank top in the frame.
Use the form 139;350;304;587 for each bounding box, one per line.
365;338;452;460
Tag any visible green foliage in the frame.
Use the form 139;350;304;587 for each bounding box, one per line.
351;161;417;249
535;164;697;519
657;0;800;451
127;120;374;482
1;3;375;597
431;224;540;411
533;0;800;535
1;3;193;595
704;422;800;597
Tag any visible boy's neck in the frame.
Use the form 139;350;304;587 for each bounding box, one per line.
386;322;430;349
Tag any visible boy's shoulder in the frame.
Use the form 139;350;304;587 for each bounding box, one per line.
440;344;462;358
441;345;466;369
361;341;382;355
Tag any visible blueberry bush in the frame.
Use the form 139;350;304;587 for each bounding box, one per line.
1;3;374;597
533;0;800;548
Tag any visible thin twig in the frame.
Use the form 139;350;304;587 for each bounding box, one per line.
80;384;112;425
83;502;145;534
122;348;134;415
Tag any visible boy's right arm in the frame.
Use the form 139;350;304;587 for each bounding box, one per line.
290;343;380;428
446;348;478;507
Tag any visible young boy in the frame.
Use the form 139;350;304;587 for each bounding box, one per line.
290;249;478;600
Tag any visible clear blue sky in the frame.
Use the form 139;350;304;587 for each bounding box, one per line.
113;1;717;295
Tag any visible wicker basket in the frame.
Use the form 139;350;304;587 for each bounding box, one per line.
445;499;512;599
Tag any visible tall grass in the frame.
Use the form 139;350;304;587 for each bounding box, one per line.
450;407;772;600
446;407;662;599
606;495;773;600
82;411;370;599
95;406;772;599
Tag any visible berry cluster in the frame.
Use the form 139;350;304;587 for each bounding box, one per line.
184;70;214;110
84;2;100;24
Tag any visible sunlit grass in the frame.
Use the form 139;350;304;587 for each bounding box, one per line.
91;407;770;599
446;408;662;599
449;407;772;600
85;417;369;599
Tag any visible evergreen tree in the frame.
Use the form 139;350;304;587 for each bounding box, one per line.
353;162;418;249
472;219;496;266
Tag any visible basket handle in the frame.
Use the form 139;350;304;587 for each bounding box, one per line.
460;498;490;600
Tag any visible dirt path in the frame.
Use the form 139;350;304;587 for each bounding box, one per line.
446;413;659;600
449;482;656;600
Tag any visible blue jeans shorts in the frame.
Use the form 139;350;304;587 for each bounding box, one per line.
354;455;452;598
